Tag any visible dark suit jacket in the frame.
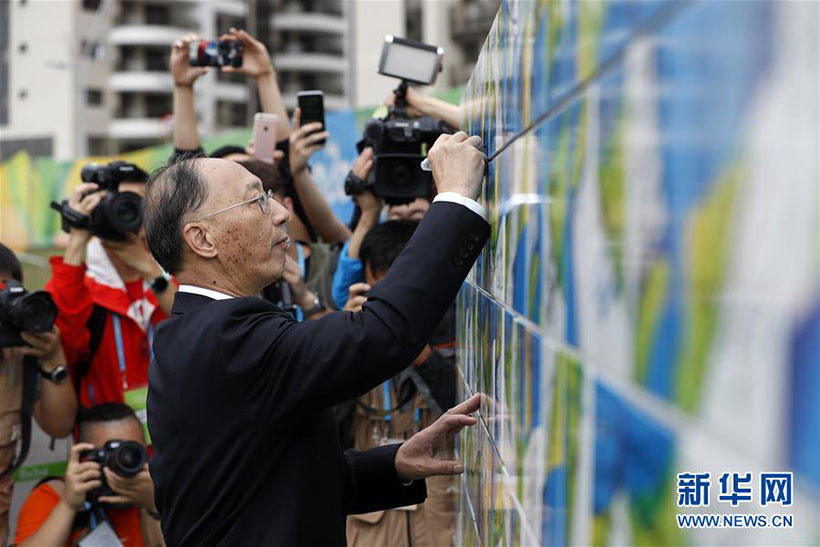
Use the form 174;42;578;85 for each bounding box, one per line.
147;201;489;546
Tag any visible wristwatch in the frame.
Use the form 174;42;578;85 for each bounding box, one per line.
150;272;171;294
302;293;326;318
39;364;70;385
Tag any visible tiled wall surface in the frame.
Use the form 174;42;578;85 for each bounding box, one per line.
455;1;819;545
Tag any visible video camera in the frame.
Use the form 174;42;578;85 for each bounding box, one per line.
51;161;147;241
0;280;57;347
80;440;148;501
347;36;454;205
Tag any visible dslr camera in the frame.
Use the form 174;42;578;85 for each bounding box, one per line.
348;36;454;205
80;440;148;501
0;280;57;347
51;161;147;241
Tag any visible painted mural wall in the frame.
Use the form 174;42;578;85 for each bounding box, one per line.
454;1;819;545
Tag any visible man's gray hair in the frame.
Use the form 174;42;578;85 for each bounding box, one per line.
144;158;208;275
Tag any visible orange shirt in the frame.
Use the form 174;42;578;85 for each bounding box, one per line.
14;482;144;546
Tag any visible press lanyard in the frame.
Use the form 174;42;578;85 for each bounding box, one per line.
111;314;155;390
383;381;391;422
294;243;306;322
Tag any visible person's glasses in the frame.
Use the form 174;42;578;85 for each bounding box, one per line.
195;189;274;222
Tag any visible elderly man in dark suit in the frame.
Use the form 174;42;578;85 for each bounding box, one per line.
142;132;489;546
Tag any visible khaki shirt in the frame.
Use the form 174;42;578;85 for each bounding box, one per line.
0;353;23;546
0;353;23;472
346;381;456;547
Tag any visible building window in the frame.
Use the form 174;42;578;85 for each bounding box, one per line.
82;0;101;11
86;88;103;106
0;137;53;162
87;136;108;156
145;47;166;71
145;93;172;118
145;4;170;25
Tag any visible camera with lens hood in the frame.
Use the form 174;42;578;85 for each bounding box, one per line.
348;36;454;205
51;161;147;241
0;280;58;347
80;440;148;501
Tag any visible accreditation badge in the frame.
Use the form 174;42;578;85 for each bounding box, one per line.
123;385;150;444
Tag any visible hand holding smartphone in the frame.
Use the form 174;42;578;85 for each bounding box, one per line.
297;91;326;146
252;113;279;164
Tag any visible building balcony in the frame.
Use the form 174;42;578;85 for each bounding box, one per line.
450;1;499;41
109;25;194;47
212;81;249;102
273;52;345;73
271;12;346;35
108;118;166;140
109;71;173;93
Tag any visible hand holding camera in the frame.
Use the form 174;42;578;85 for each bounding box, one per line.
172;33;209;87
98;464;156;512
62;443;103;511
79;440;149;506
101;231;162;283
218;27;273;79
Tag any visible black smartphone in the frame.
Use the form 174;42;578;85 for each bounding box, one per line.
297;90;326;146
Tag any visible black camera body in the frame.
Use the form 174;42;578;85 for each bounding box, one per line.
80;440;148;501
357;111;453;204
352;83;453;205
0;280;57;347
51;161;146;241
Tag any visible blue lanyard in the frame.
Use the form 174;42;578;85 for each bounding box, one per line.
294;243;306;322
383;381;391;422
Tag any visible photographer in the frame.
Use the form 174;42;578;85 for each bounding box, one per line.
0;244;77;546
333;81;460;309
46;172;175;413
171;29;347;247
171;29;290;158
339;221;457;547
12;403;162;546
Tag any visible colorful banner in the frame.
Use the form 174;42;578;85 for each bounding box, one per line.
456;1;819;546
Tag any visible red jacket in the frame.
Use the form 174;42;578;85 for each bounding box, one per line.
45;242;167;408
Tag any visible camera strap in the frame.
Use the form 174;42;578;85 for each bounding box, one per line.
0;355;39;478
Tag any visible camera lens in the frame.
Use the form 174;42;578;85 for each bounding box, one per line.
390;161;415;189
10;291;57;333
111;441;147;477
80;164;99;183
104;191;143;235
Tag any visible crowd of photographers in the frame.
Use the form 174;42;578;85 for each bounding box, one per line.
1;27;469;547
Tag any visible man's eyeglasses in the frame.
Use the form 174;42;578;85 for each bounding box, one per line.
195;189;274;222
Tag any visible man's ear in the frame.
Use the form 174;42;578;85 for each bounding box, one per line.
182;222;218;259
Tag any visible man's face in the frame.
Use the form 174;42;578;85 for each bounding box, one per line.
188;159;291;289
81;417;146;450
386;197;429;222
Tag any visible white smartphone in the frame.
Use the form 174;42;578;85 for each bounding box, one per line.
252;113;279;164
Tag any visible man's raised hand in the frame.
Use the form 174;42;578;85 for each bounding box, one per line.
426;132;486;201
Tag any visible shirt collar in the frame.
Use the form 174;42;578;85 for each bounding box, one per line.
177;284;235;301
